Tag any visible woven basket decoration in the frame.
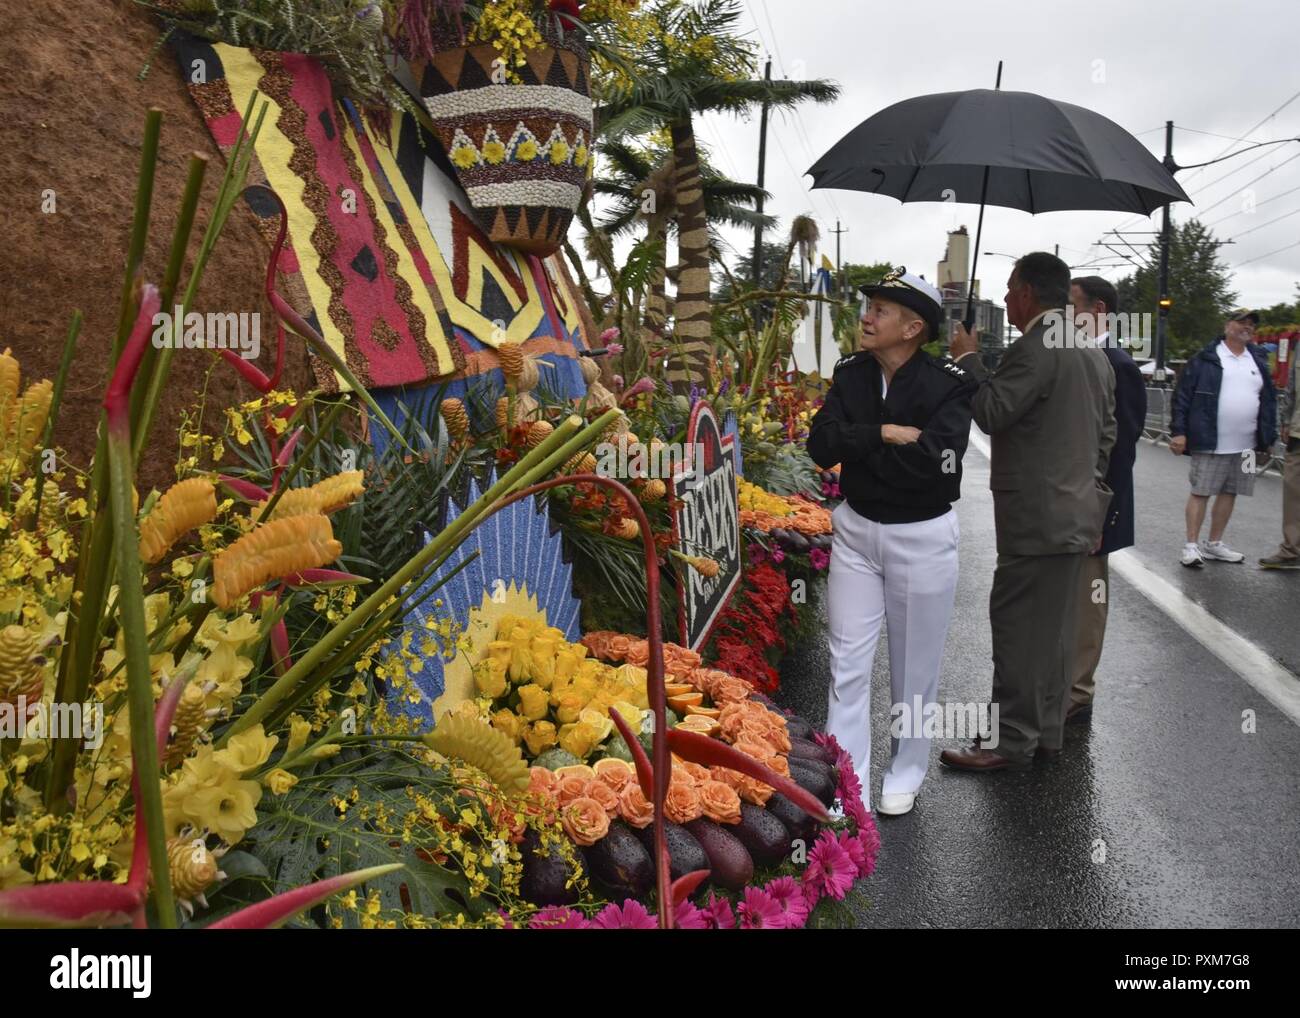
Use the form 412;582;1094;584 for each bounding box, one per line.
416;29;591;257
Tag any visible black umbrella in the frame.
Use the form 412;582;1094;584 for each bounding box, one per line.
807;65;1190;326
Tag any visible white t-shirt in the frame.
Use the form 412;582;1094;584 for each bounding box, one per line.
1214;341;1263;454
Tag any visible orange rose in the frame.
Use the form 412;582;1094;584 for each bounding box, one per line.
607;634;633;661
710;765;743;791
586;778;620;817
737;775;774;806
528;766;559;798
761;721;792;754
675;760;711;785
767;754;790;778
624;640;650;667
618;784;655;829
556;774;591;806
712;678;753;705
561;797;611;846
699;780;742;825
735;737;776;764
664;781;703;824
595;762;633;794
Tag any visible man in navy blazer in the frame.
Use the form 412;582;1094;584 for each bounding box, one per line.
1066;277;1147;725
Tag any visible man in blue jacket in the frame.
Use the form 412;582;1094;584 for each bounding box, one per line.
1066;278;1146;725
1169;308;1277;567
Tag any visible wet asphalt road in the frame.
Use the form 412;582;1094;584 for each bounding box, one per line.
776;434;1300;928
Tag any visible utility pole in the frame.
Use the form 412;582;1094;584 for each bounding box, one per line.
751;58;772;328
831;220;848;298
1156;120;1175;382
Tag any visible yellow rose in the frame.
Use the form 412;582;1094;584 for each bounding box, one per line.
213;725;277;775
473;657;508;699
609;700;643;734
553;648;581;684
516;683;550;721
507;630;533;684
523;720;558;757
552;690;586;725
557;721;600;760
263;768;298;795
579;707;613;743
491;709;526;745
486;640;513;668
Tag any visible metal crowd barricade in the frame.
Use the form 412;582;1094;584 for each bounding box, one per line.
1143;384;1287;476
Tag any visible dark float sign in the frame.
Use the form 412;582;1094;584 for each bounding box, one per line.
671;403;742;651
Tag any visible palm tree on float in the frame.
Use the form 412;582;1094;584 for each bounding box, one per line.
593;138;773;351
595;0;838;389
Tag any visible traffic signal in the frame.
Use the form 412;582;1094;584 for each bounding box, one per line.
1158;297;1173;309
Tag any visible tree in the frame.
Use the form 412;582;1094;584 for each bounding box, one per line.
595;0;839;390
1257;283;1300;328
1115;219;1238;360
590;138;772;354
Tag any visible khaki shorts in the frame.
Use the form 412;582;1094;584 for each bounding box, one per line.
1189;452;1256;496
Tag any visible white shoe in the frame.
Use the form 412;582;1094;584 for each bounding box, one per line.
1201;540;1245;563
876;792;917;816
1181;543;1204;567
826;801;846;821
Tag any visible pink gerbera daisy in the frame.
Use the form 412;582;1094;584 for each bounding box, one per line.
764;875;810;929
704;892;735;929
674;899;711;929
593;899;659;929
855;819;881;877
803;831;857;901
529;906;589;929
736;887;785;929
845;793;872;829
836;765;863;808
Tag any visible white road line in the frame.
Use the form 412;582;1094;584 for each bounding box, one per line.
966;427;1300;727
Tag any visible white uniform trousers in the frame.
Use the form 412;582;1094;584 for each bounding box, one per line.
826;502;960;808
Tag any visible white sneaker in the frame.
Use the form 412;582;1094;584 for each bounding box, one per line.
877;792;917;816
1181;543;1204;567
1201;540;1245;563
826;801;846;821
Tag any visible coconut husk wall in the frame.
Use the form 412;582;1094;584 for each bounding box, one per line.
0;0;312;493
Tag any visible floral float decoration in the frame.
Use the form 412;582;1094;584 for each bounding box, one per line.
397;0;614;255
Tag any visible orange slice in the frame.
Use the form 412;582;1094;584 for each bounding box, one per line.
684;704;721;718
667;692;704;713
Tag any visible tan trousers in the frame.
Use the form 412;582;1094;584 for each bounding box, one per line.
1277;439;1300;558
1071;554;1109;708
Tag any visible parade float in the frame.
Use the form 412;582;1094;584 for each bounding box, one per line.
0;0;864;929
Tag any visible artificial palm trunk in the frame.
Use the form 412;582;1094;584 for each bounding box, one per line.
643;219;669;341
666;119;712;391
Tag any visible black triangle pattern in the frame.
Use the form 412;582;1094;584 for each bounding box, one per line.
525;205;547;237
456;50;494;91
502;205;523;236
420;58;456;98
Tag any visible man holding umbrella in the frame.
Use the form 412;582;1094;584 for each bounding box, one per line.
809;267;975;816
942;252;1115;771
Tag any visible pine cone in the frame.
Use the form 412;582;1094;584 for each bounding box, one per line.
439;398;470;441
0;624;41;704
640;479;667;502
167;836;221;902
525;420;554;449
165;683;209;768
496;342;525;382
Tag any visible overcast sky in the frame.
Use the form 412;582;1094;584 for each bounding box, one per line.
596;0;1300;311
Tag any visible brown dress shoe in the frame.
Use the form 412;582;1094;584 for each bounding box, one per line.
939;746;1031;771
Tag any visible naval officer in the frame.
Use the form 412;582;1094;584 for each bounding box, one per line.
808;268;976;816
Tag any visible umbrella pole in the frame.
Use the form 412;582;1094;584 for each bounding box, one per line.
963;61;1002;333
964;171;990;331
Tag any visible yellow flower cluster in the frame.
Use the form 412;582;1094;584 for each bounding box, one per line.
737;478;794;516
474;615;648;762
0;347;53;481
471;0;546;79
161;726;277;845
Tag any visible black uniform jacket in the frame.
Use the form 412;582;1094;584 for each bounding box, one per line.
808;348;977;524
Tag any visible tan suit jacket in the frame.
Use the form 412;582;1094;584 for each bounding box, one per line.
961;312;1116;556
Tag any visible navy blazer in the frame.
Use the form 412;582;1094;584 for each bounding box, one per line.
1099;341;1146;555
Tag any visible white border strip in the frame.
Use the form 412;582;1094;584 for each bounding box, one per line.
466;180;582;207
423;85;592;121
967;427;1300;727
